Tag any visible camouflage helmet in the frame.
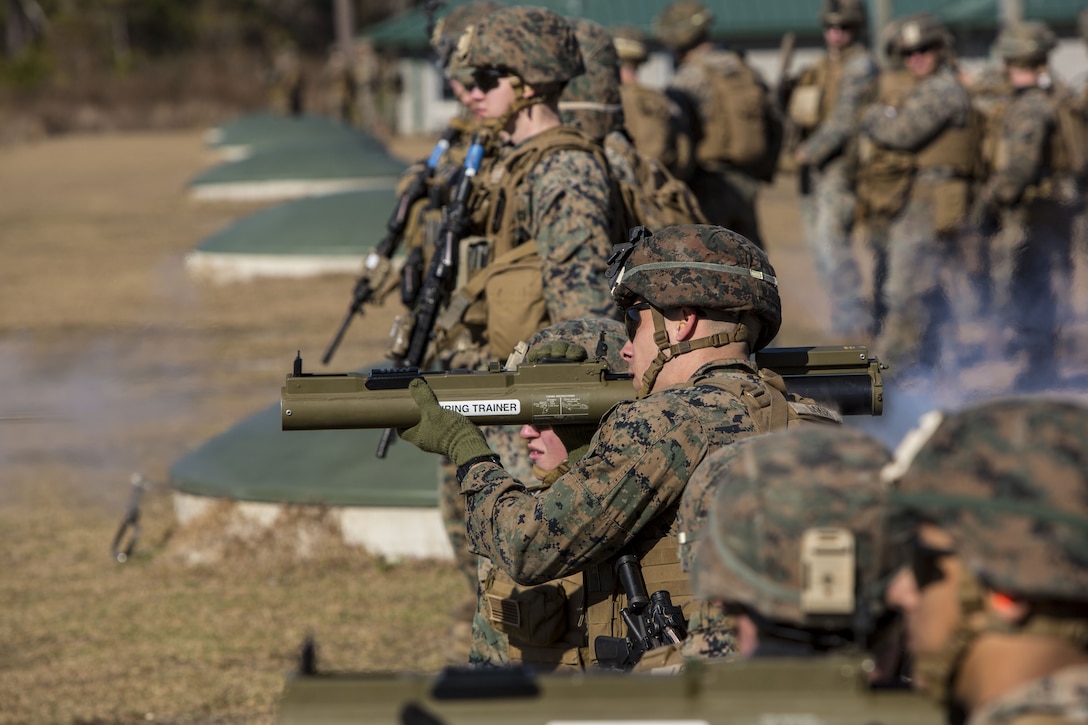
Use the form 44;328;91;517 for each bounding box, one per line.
607;224;781;351
893;13;948;54
994;21;1057;65
560;18;625;142
691;426;904;630
612;25;649;64
456;5;584;87
523;317;628;372
821;0;867;29
430;1;502;74
893;397;1088;603
654;0;714;52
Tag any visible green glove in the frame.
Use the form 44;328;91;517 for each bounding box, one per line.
526;340;588;364
398;378;494;466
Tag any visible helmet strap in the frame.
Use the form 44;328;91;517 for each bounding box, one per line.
635;309;756;399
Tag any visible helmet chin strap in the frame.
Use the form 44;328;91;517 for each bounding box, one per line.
635;309;754;398
489;77;545;137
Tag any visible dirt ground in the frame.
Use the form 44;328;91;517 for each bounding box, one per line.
0;127;1081;724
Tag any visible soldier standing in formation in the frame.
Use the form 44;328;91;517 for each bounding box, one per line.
399;223;829;669
611;25;695;181
975;22;1082;387
688;425;908;685
557;17;705;232
788;0;877;338
888;397;1088;723
856;14;974;377
654;1;773;247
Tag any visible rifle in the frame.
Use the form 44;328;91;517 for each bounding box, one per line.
280;345;886;432
594;554;687;670
372;131;487;457
321;126;459;366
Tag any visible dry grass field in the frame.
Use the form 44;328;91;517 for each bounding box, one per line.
6;125;1077;724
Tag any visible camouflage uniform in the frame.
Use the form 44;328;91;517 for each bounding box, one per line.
656;2;768;246
458;225;791;669
612;25;695;180
976;22;1081;385
687;426;905;666
969;667;1088;725
891;397;1088;723
791;0;877;336
469;319;629;671
858;15;973;375
558;17;705;232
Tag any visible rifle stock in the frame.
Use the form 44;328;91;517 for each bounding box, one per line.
281;345;885;432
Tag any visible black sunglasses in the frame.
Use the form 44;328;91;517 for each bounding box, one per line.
910;535;956;590
624;302;653;341
472;67;510;94
901;43;939;58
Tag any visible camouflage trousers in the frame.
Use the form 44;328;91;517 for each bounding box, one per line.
689;167;763;248
874;193;954;376
799;161;868;337
991;198;1079;381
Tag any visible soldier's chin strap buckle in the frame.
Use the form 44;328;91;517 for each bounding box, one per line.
606;226;652;290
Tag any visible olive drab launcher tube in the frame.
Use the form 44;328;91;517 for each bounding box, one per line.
281;345;885;431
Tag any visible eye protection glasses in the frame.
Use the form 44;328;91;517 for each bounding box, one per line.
624;302;653;341
910;535;956;590
472;67;510;93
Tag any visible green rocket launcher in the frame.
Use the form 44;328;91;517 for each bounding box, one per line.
281;345;884;431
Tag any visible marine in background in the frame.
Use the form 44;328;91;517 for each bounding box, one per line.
852;18;920;332
974;21;1085;388
888;397;1088;724
429;5;624;663
611;25;695;181
655;1;777;247
856;14;975;377
787;0;876;338
558;17;706;232
686;426;909;686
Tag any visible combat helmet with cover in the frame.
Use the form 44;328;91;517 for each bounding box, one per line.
892;13;949;56
559;17;625;143
430;1;502;78
690;427;905;645
889;397;1088;702
455;5;584;89
654;0;714;54
993;21;1057;66
820;0;867;29
893;397;1088;604
612;25;649;65
607;224;781;396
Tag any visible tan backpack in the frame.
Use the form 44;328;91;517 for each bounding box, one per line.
695;57;784;182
